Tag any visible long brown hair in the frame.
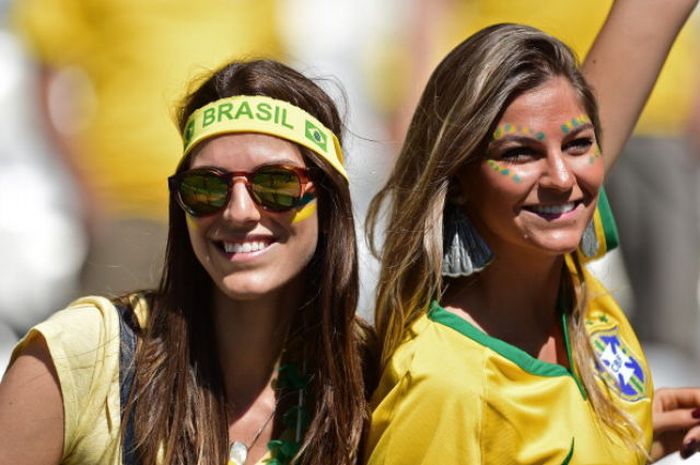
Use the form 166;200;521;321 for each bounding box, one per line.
122;59;368;465
366;24;645;460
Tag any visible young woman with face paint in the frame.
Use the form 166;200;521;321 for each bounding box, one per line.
0;60;373;465
364;1;700;464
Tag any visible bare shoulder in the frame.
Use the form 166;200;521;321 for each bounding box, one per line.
0;334;63;465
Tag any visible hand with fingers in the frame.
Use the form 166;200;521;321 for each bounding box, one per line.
651;387;700;462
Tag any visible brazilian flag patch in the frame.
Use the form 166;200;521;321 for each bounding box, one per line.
183;120;195;147
305;120;327;152
591;327;647;402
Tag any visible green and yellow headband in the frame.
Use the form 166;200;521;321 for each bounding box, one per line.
182;95;348;180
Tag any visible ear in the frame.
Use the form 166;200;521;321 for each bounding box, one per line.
450;174;470;206
303;181;316;195
453;160;484;205
297;183;317;208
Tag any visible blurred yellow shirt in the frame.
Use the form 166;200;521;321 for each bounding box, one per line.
12;0;282;219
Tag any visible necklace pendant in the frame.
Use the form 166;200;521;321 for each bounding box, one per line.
229;441;248;465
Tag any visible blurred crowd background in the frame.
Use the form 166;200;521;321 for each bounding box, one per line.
0;1;699;455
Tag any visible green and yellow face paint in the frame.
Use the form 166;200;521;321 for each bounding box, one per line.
291;200;317;224
560;114;591;134
492;123;545;142
588;143;602;164
486;159;523;183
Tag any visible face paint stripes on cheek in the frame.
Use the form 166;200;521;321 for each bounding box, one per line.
291;200;317;224
589;144;602;164
185;213;203;230
486;159;523;183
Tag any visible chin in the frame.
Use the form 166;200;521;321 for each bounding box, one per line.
519;228;582;255
216;272;300;302
219;287;268;301
217;282;274;301
529;238;582;257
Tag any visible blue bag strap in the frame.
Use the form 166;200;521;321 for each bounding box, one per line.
116;303;138;465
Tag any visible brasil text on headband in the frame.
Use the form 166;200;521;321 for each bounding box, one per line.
181;95;348;180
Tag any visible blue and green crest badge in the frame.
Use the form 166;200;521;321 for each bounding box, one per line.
304;120;327;152
591;327;647;402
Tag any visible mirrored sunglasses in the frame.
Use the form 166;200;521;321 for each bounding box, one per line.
168;165;313;217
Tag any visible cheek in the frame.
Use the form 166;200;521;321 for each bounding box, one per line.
185;216;213;259
571;155;605;192
485;159;528;184
289;210;319;263
479;161;539;200
588;143;603;164
291;200;317;224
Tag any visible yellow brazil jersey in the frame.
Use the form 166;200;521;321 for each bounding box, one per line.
365;269;652;464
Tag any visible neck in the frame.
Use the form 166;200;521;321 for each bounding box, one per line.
443;248;566;354
212;280;303;411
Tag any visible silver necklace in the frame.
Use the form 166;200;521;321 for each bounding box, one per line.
228;407;276;465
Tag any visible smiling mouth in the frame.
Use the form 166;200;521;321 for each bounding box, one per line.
523;201;580;219
216;239;274;254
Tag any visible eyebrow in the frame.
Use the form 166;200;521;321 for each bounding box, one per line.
492;124;545;141
193;159;306;171
561;115;592;134
256;158;305;167
562;122;595;138
489;134;543;148
490;122;595;144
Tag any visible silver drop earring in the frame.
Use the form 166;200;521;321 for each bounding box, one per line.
580;219;599;258
579;188;619;259
441;203;493;277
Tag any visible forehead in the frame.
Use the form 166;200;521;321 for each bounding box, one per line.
498;76;586;129
189;133;305;169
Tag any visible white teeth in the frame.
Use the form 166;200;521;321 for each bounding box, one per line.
223;241;268;253
529;202;576;215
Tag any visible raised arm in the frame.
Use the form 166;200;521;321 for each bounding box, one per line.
583;0;698;171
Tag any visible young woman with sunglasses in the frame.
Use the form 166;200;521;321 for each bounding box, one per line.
0;59;372;465
364;1;700;464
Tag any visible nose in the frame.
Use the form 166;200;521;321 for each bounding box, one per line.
221;178;261;224
539;150;574;191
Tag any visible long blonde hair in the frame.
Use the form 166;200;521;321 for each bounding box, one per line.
366;24;646;461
